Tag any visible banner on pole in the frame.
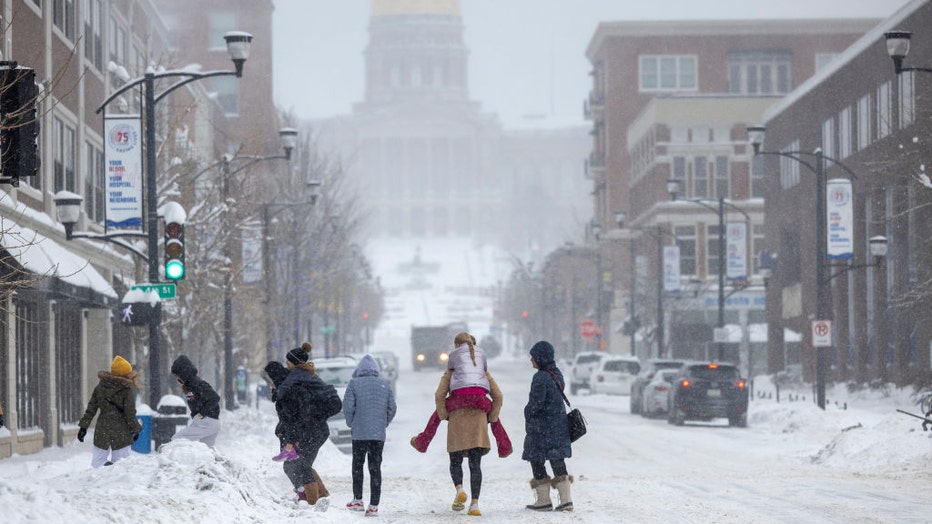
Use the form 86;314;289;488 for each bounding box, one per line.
663;245;680;292
726;222;747;281
826;178;854;260
104;116;143;229
241;225;263;284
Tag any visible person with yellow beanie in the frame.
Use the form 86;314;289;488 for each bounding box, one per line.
77;355;142;467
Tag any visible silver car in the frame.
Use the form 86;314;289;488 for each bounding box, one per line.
314;356;358;453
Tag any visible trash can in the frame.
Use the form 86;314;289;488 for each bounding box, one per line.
132;414;152;454
153;395;190;449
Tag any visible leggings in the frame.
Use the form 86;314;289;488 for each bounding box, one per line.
351;440;384;506
449;448;483;498
530;459;568;480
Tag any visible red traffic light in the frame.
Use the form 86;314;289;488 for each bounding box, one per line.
362;312;369;320
522;311;529;318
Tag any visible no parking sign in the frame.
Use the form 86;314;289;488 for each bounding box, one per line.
812;320;832;347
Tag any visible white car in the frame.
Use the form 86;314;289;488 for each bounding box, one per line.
640;368;678;418
313;356;358;453
590;356;641;396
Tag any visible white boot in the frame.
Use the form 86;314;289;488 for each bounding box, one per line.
551;475;573;512
526;477;552;511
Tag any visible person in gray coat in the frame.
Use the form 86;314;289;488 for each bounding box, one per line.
342;354;397;517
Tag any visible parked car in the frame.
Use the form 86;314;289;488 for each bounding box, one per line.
568;351;606;395
667;362;749;427
591;356;641;395
629;358;687;415
313;356;359;453
640;369;679;418
344;351;399;395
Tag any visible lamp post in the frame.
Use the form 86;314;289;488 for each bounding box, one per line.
60;32;252;406
219;127;297;409
666;182;751;361
591;221;604;349
747;125;885;410
884;31;932;75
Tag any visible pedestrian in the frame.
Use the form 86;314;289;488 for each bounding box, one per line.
429;348;504;517
523;340;574;512
410;332;512;458
77;356;142;468
342;354;397;517
170;355;221;448
275;342;342;511
261;359;330;504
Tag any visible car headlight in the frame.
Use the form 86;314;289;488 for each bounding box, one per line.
439;352;449;362
416;354;425;362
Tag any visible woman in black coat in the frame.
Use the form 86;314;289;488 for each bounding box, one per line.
274;343;342;509
522;340;574;512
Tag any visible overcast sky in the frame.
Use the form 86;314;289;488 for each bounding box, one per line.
272;0;912;128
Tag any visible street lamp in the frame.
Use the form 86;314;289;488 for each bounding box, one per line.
884;31;932;75
666;181;751;361
219;127;297;409
747;124;879;410
81;31;253;405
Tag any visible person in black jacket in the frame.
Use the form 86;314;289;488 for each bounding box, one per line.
261;359;330;503
275;342;341;510
170;355;221;448
77;356;142;467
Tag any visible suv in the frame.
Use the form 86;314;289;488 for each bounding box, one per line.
568;352;606;395
314;356;359;453
667;362;748;427
629;358;686;415
591;356;641;395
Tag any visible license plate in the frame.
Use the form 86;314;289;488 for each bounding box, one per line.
707;389;721;397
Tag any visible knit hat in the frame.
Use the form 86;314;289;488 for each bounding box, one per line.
111;355;132;376
286;347;308;365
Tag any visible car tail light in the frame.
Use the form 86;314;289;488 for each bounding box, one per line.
653;384;668;392
736;380;746;389
680;379;690;388
708;363;718;369
597;375;604;383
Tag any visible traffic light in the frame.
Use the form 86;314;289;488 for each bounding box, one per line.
0;62;39;186
163;219;185;280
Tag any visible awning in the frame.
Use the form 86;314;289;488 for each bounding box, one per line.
0;219;118;304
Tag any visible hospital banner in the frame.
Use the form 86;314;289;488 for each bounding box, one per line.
726;222;747;281
826;178;854;259
104;116;143;229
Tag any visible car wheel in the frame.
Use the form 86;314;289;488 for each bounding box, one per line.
630;390;640;414
729;413;748;428
670;407;686;426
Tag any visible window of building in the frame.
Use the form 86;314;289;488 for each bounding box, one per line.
672;156;686;189
53;117;76;192
707;224;723;279
212;76;238;115
877;81;892;139
85;142;105;223
83;0;102;69
431;137;449;197
674;226;696;276
857;94;872;151
752;224;765;274
693;156;708;199
727;51;791;95
409;138;427;197
838;106;852;159
780;141;800;189
208;12;236;50
452;138;471;193
56;306;82;425
815;53;836;72
109;17;125;65
714;156;728;199
899;71;915;129
53;0;76;41
751;155;764;199
822;117;835;160
15;298;43;430
639;55;697;91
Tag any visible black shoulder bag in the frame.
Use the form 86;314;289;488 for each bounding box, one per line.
547;370;587;443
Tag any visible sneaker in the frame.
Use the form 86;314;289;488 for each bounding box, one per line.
346;499;364;511
467;504;481;516
451;490;467;511
315;497;330;512
365;506;379;517
272;447;297;461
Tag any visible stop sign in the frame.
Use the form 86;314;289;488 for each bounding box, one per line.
579;320;597;341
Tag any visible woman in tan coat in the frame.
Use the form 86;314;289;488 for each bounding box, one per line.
434;363;503;517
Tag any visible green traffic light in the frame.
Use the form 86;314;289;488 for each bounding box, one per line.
165;259;185;280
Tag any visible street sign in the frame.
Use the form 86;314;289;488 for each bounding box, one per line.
132;283;177;300
812;320;832;347
579;320;597;342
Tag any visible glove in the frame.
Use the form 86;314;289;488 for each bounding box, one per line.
77;427;87;442
132;432;140;442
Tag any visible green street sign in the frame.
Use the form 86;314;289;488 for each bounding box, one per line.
132;283;177;300
319;326;335;334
